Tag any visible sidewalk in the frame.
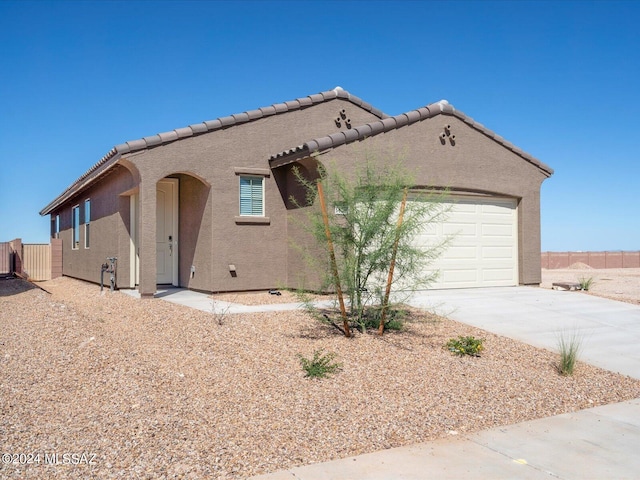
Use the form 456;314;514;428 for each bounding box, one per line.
251;398;640;480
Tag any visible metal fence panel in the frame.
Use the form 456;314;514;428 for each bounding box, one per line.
23;244;51;281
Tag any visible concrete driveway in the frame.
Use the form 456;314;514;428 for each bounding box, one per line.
252;287;640;480
407;286;640;379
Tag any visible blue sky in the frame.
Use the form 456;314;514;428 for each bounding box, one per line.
1;0;638;251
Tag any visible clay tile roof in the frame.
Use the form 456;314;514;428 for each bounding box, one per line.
269;100;554;177
126;138;147;151
143;135;162;147
271;103;286;113
232;112;250;123
260;105;277;116
218;116;236;127
354;124;373;137
40;87;387;215
174;127;193;139
189;123;208;134
246;109;263;120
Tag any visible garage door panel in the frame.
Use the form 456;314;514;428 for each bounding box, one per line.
452;203;477;213
441;268;478;284
444;246;477;260
414;195;518;289
444;222;476;236
418;225;438;237
482;224;514;236
482;246;514;259
483;268;516;282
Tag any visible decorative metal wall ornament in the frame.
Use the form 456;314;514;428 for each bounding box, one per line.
440;124;456;146
334;108;352;129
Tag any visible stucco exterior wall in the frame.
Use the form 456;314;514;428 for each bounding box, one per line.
129;98;379;293
52;165;136;286
53;98;381;293
46;96;548;294
284;114;549;288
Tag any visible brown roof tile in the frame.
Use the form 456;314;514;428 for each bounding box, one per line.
41;87;387;215
269;100;554;177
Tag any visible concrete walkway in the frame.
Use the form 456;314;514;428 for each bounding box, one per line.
252;398;640;479
121;287;336;314
123;286;640;479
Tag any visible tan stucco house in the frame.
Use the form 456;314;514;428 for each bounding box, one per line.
40;87;553;297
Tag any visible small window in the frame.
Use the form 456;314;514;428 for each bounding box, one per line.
72;205;80;249
84;199;91;249
52;214;60;239
239;176;264;216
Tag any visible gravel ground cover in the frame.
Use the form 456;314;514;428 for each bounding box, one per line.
212;289;324;306
2;276;640;479
541;266;640;305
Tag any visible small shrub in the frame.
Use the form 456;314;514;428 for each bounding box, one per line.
446;336;484;357
578;277;594;291
298;349;342;379
314;304;407;335
385;318;404;331
557;331;582;376
357;304;407;333
211;296;234;325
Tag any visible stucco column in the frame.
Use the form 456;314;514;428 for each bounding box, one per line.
518;190;542;285
138;181;157;297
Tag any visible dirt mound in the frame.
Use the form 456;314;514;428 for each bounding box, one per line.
568;262;594;270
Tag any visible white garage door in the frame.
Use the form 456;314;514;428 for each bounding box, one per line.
414;196;518;289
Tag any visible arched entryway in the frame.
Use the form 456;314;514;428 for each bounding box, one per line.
157;173;211;288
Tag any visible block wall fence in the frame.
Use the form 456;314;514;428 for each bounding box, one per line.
0;238;62;281
541;251;640;269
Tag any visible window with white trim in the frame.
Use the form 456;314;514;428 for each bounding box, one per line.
52;214;60;239
84;199;91;249
72;205;80;249
239;176;264;216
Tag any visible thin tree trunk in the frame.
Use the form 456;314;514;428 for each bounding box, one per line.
317;181;351;338
379;188;408;335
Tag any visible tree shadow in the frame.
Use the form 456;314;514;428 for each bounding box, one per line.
286;305;443;346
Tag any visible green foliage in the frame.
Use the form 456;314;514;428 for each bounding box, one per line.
292;152;451;334
297;349;342;379
557;331;582;376
384;318;404;331
578;277;594;291
446;336;485;357
365;302;408;332
308;303;407;334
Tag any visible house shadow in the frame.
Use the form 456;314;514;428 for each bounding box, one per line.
0;276;40;297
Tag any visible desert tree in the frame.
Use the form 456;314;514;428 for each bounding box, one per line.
292;151;450;335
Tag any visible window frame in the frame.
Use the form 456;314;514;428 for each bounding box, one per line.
72;205;80;250
238;175;265;217
233;168;270;225
84;199;91;249
52;214;60;239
